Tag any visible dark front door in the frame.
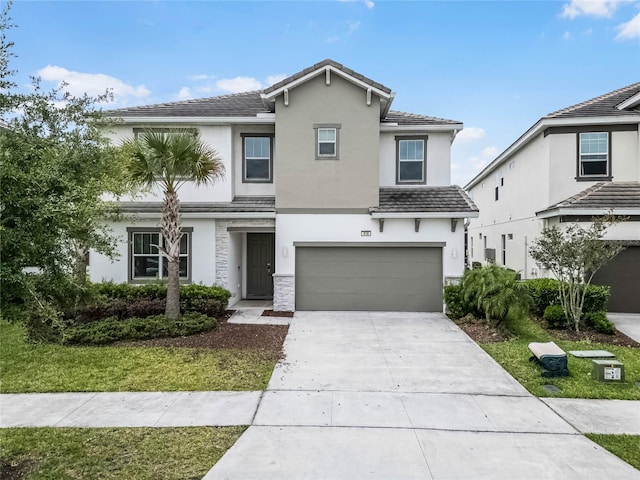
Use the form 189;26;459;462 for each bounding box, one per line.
246;233;275;299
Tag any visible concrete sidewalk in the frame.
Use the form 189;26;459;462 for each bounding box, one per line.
2;311;638;479
203;312;640;479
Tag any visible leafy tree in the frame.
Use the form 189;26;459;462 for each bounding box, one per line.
529;215;625;332
0;2;128;314
121;130;224;320
461;264;531;325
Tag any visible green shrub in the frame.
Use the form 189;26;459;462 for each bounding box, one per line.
524;278;561;315
444;284;472;319
585;311;616;335
543;305;568;329
461;265;531;325
63;312;217;345
582;285;610;314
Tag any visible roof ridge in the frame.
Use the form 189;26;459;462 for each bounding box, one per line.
545;82;640;118
106;90;263;113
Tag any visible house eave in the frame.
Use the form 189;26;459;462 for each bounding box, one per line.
464;115;640;191
380;123;463;132
109;115;276;125
535;208;640;219
124;212;277;219
369;211;479;219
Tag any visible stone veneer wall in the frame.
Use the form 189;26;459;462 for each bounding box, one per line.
273;274;295;312
214;218;276;289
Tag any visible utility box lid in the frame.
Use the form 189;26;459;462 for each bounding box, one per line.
592;360;625;382
569;350;615;358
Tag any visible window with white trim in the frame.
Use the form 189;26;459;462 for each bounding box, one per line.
317;128;337;158
396;137;426;184
243;135;272;182
579;132;609;178
129;229;191;282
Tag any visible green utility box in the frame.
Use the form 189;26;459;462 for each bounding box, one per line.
592;359;625;382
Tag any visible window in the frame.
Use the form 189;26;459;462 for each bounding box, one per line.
242;135;272;182
396;136;427;184
579;132;609;179
314;124;340;159
128;228;192;282
501;234;506;265
495;186;499;201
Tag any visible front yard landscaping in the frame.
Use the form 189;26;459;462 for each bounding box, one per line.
0;318;287;393
1;426;245;480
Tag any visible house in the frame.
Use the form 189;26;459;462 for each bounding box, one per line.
91;59;478;312
465;82;640;313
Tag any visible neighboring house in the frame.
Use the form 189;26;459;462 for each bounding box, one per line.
91;59;478;312
465;82;640;313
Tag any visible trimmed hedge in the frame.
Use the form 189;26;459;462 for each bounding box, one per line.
543;305;568;329
64;312;217;345
444;284;471;320
584;311;616;335
523;278;610;317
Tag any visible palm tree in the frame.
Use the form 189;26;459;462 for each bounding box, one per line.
122;129;224;319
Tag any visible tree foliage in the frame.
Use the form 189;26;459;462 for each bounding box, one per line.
461;264;531;325
0;3;128;313
529;215;625;332
121;130;224;319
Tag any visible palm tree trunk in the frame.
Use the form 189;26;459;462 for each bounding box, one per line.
162;187;182;320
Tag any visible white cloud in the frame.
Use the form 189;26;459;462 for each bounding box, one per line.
266;74;287;86
177;87;193;100
584;27;594;36
455;127;486;144
347;20;361;33
188;74;212;81
327;35;340;43
365;0;375;9
561;0;626;19
37;65;151;106
563;31;573;40
616;11;640;39
215;76;263;93
482;146;499;158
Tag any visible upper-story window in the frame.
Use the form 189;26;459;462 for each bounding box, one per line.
578;132;610;180
396;136;427;184
314;124;341;160
242;135;273;183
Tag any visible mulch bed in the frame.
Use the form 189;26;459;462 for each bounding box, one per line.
261;310;294;318
453;314;639;348
116;316;289;359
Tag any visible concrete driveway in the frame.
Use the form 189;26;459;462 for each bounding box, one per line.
204;311;639;480
609;313;640;343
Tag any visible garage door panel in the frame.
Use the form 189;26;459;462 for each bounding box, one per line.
296;247;443;312
592;246;640;313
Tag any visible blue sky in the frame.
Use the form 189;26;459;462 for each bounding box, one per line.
8;0;640;185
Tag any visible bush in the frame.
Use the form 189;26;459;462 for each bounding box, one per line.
524;278;561;316
461;265;531;325
543;305;568;329
444;284;473;319
585;311;616;335
63;312;218;345
582;285;610;314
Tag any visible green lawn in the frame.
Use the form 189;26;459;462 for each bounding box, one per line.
0;427;244;479
0;320;277;393
586;434;640;470
480;315;640;400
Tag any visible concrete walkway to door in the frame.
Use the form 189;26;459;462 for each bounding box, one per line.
204;311;640;480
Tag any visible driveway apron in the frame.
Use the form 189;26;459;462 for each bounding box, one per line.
203;311;639;480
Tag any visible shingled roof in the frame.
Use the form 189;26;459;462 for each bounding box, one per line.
116;196;276;214
545;82;640;119
263;59;392;95
373;186;478;215
537;182;640;216
106;60;460;126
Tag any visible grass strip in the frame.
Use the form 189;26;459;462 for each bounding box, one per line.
480;316;640;400
586;434;640;470
0;426;244;479
1;320;276;393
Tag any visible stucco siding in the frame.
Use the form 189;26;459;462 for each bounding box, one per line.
274;74;380;209
232;124;276;198
379;131;452;187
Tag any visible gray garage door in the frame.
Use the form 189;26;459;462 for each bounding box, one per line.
295;246;443;311
592;246;640;313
